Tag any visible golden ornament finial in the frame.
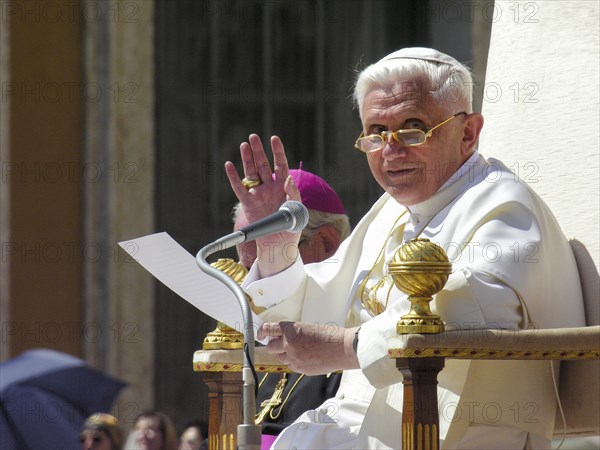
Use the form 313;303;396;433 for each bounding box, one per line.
389;238;451;334
202;258;249;350
210;258;249;284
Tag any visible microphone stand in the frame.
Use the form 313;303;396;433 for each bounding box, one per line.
197;237;262;450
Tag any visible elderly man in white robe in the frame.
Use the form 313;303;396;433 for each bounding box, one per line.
224;48;586;449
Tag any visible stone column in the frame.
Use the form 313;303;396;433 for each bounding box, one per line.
83;0;156;418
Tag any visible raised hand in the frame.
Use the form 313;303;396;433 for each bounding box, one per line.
225;134;302;276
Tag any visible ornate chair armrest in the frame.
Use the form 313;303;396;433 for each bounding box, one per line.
388;326;600;444
194;346;292;373
388;325;600;360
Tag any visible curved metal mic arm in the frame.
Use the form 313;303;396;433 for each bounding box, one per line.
196;244;262;450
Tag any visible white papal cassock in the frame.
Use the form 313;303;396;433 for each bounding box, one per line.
243;152;586;449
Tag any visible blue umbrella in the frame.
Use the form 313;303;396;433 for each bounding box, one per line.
0;348;126;450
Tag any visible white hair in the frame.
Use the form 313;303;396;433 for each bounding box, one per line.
301;209;351;242
353;58;474;120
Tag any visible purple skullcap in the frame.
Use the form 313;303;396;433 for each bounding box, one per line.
289;168;346;215
378;47;462;67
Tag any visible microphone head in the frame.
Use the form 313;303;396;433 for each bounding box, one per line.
280;200;309;233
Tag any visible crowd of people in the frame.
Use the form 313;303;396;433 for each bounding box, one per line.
80;412;207;450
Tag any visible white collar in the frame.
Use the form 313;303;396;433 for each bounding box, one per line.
406;151;487;223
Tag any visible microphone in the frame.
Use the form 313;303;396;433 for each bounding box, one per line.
241;200;308;241
206;200;309;254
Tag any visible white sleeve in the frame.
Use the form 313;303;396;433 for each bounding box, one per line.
242;256;308;322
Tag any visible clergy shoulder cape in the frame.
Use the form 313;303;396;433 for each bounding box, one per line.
244;154;585;449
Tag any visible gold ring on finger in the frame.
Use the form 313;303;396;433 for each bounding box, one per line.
241;177;262;189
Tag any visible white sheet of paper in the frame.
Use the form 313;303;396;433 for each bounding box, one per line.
118;232;264;342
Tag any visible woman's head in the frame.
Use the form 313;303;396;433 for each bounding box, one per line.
80;413;122;450
133;411;178;450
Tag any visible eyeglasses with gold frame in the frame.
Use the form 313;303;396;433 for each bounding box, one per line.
354;112;467;153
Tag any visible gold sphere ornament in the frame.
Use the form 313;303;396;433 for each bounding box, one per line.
388;238;452;334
